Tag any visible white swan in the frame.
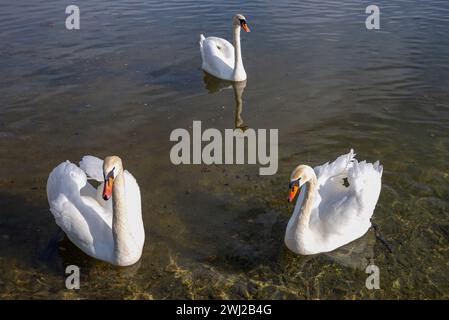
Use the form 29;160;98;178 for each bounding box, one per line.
285;149;383;255
199;14;250;82
46;155;145;266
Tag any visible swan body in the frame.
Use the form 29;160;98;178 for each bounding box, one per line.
285;149;382;255
200;14;250;82
46;155;144;266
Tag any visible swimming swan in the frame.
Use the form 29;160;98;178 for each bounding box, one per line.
285;149;382;255
200;14;250;81
46;155;144;266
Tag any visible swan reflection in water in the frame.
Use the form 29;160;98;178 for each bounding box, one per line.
202;72;248;131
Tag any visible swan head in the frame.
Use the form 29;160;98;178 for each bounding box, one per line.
288;165;315;203
233;14;250;32
102;156;123;201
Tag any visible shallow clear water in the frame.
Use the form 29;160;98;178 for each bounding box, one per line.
0;0;448;299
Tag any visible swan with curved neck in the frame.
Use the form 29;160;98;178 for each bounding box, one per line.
284;150;383;255
199;14;251;81
47;155;145;266
102;156;142;266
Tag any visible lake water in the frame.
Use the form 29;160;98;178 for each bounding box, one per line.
0;0;448;299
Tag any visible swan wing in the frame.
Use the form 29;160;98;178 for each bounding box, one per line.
314;149;356;186
309;149;356;230
79;155;104;182
200;35;235;80
47;163;94;252
312;154;382;246
347;159;383;218
47;161;113;262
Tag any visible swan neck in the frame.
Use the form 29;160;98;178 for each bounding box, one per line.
111;170;131;263
232;26;245;80
297;176;317;232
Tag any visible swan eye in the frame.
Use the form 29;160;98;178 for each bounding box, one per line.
238;19;250;33
104;167;115;180
289;178;301;189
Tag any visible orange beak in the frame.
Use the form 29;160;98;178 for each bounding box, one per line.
288;185;299;203
241;22;251;33
102;176;114;201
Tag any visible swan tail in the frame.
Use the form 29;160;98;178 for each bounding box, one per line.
199;34;206;64
79;155;104;182
348;159;382;219
199;34;206;46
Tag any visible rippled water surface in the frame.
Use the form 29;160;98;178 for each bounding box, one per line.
1;0;448;299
